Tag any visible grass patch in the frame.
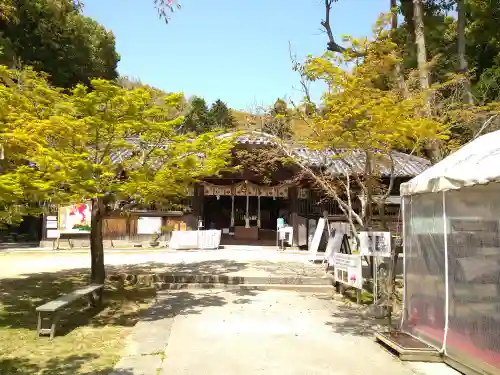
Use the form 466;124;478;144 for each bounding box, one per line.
0;269;156;375
341;288;374;305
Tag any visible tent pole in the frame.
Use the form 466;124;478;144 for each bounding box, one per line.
442;190;450;353
400;196;407;330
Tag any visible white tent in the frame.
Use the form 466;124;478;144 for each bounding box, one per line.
400;130;500;375
401;129;500;195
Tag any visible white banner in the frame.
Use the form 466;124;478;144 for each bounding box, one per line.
308;218;325;255
324;231;345;266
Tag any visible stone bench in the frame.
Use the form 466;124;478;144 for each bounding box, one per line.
36;284;104;339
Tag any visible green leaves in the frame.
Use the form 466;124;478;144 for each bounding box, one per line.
301;14;449;165
0;65;234;223
0;0;119;89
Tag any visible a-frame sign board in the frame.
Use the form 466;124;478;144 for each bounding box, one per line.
308;218;351;262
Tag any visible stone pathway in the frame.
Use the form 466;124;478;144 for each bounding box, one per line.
111;290;460;375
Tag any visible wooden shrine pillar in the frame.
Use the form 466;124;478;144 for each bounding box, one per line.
288;186;299;248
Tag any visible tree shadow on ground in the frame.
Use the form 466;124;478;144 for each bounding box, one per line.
324;302;389;337
0;258;262;331
103;258;326;278
0;267;159;332
241;260;326;277
0;354;134;375
0;261;262;375
140;290;233;320
105;259;252;276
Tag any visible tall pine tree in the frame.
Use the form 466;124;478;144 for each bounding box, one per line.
209;99;236;131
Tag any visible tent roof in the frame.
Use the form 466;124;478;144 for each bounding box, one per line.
400;130;500;196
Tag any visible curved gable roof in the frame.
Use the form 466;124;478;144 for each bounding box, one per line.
228;130;430;178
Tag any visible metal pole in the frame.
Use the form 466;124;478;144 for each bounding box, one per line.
442;190;450;353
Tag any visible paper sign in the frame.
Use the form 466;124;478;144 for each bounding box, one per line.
333;253;363;289
359;231;391;257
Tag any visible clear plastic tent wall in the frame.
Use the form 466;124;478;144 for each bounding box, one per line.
402;186;500;374
400;130;500;374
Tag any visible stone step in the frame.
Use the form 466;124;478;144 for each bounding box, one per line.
108;273;334;286
155;283;335;293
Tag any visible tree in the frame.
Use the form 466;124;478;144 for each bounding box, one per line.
467;0;500;102
408;0;444;163
262;98;293;139
285;16;450;321
0;67;65;225
0;0;119;89
183;96;214;134
209;99;236;131
301;18;447;225
0;66;234;300
457;0;473;104
154;0;181;22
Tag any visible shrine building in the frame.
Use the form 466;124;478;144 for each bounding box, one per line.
40;131;430;249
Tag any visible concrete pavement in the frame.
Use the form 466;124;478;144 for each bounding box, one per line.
112;290;460;375
0;249;325;279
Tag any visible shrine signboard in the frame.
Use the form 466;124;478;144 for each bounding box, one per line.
333;253;363;289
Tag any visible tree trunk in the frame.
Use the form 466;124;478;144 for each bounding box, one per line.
90;197;105;305
457;0;473;105
413;0;429;92
391;0;407;93
413;0;441;163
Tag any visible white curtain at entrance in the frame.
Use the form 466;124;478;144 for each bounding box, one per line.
245;195;250;228
230;196;235;227
257;196;261;228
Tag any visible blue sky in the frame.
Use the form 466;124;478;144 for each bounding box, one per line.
82;0;388;111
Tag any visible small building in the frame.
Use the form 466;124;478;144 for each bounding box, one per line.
40;131;429;249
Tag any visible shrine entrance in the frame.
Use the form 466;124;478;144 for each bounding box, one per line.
201;180;291;246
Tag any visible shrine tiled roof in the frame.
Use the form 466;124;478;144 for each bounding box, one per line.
233;131;430;178
108;131;430;178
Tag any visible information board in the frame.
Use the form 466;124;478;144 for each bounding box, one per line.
359;231;392;258
333;253;363;289
137;217;162;235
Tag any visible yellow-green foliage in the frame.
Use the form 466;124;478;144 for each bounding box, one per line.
0;65;234;223
302;15;449;159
